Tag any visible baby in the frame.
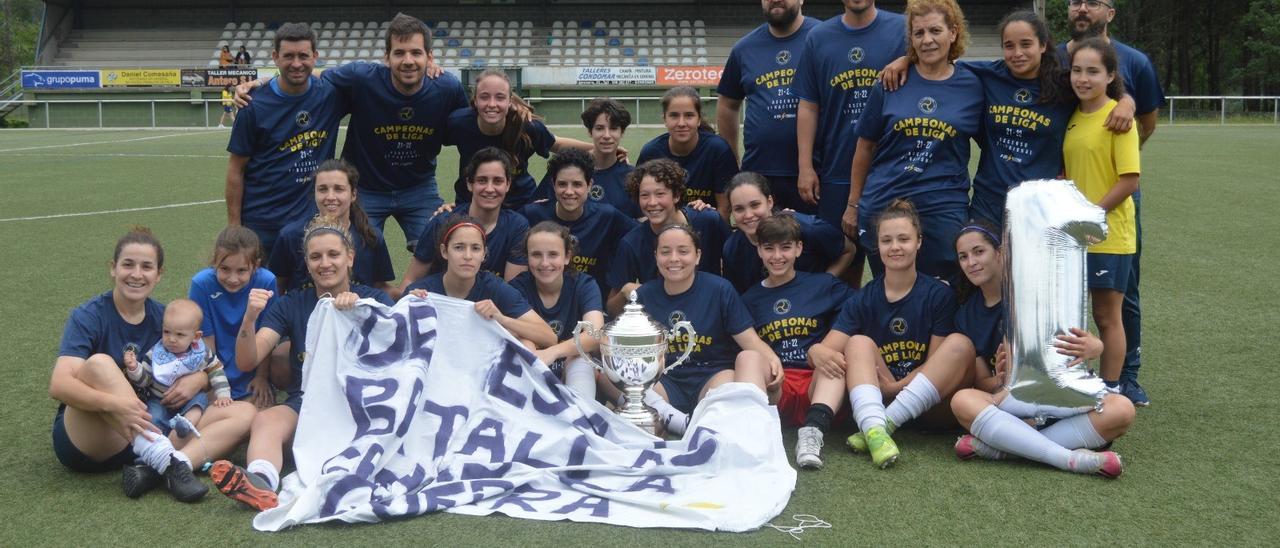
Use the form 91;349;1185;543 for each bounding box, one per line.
124;298;231;439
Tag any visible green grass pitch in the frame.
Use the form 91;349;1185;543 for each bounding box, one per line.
1;125;1277;545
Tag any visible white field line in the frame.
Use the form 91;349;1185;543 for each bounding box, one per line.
0;152;224;159
0;132;209;153
0;199;224;223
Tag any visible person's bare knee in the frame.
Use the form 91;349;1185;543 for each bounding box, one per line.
950;388;993;430
1093;393;1135;440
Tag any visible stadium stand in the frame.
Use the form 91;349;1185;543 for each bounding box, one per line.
44;2;1005;70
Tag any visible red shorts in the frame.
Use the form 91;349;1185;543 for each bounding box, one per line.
776;368;849;427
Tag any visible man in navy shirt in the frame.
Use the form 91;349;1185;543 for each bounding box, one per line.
226;23;342;257
716;0;820;214
1061;0;1164;407
793;0;905;230
325;14;468;252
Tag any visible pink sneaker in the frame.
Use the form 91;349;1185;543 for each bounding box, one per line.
955;435;979;460
1095;451;1123;479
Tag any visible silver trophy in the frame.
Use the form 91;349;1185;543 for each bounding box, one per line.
573;291;695;435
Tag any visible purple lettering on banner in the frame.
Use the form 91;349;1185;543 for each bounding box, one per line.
556;435;614;493
461;461;513;480
345;377;400;438
423;400;469;456
355;309;407;368
512;432;557;469
671;427;719;467
552;495;611;518
465;479;516;505
322;447;363;474
531;370;571;416
320;475;373;518
460;417;507;463
354;443;386;477
394;378;425;437
424;481;467;511
625;475;675;494
630;449;665;469
486;344;528;409
492;485;561;512
572;411;610;437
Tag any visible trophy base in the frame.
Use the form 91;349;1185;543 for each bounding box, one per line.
617;405;665;437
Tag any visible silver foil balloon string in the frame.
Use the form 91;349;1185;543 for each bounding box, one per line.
1003;179;1109;410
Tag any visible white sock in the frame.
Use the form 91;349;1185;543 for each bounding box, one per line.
966;436;1008;460
564;357;597;401
1040;414;1108;450
970;405;1072;471
999;394;1090;420
885;374;941;427
247;459;281;492
644;389;689;435
849;384;887;434
132;433;175;473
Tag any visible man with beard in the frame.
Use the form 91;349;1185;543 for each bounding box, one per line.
1060;0;1164;407
236;14;466;253
792;0;905;285
716;0;821;213
226;23;344;257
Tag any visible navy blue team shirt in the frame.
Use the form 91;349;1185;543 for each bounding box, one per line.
955;294;1005;374
228;76;343;232
259;284;393;398
405;271;532;318
966;60;1076;226
792;11;906;185
854;64;984;216
832;273;957;380
520;200;639;296
447;107;556;208
607;206;730;290
721;211;845;292
509;272;604;342
716;16;820;176
743;272;854;368
188;267;277;399
322;63;468;193
413;206;530;276
636;131;739;207
636;272;755;371
268;219;396;290
59;292;165;369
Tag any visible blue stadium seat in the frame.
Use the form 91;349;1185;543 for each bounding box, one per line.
609;38;621;47
472;58;487;67
461;48;473;57
436;29;448;37
594;29;607;37
637;57;649;66
623;47;635;57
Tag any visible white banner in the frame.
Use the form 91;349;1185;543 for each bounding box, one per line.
253;295;795;532
575;66;658;85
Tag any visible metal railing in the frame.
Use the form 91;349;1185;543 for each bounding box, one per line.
5;95;1278;129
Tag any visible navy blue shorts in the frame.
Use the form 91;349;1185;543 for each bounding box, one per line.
358;183;444;252
281;391;304;414
766;176;818;215
658;366;725;415
245;225;280;260
1087;253;1134;292
816;183;851;230
52;406;136;473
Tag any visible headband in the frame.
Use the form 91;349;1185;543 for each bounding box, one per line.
442;222;486;245
959;224;1001;246
304;224;352;247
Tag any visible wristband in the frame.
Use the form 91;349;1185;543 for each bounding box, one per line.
846;203;858;209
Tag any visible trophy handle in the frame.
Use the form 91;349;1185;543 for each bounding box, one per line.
667;320;696;371
572;321;606;372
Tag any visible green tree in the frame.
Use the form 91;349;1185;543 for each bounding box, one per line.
1237;0;1280;94
1;0;41;81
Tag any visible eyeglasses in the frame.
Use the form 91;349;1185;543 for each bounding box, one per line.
1068;0;1113;9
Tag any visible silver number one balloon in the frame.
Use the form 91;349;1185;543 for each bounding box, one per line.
1003;179;1109;410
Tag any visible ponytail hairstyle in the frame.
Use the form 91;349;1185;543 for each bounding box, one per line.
952;219;1002;304
873;198;923;241
302;215;354;254
997;10;1069;106
472;69;543;158
313;158;378;248
114;225;164;269
209;225;263;268
654;223;702;253
1069;37;1126;101
626;158;688;205
526;220;578;275
660;86;714;133
724;171;774;207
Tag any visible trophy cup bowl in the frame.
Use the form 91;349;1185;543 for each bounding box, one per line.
573;291;695;435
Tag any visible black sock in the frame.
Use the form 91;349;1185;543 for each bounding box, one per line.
803;403;834;433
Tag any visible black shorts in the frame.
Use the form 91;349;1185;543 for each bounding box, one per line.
51;406;135;473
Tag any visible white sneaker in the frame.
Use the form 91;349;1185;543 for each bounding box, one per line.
218;124;225;129
795;426;824;470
